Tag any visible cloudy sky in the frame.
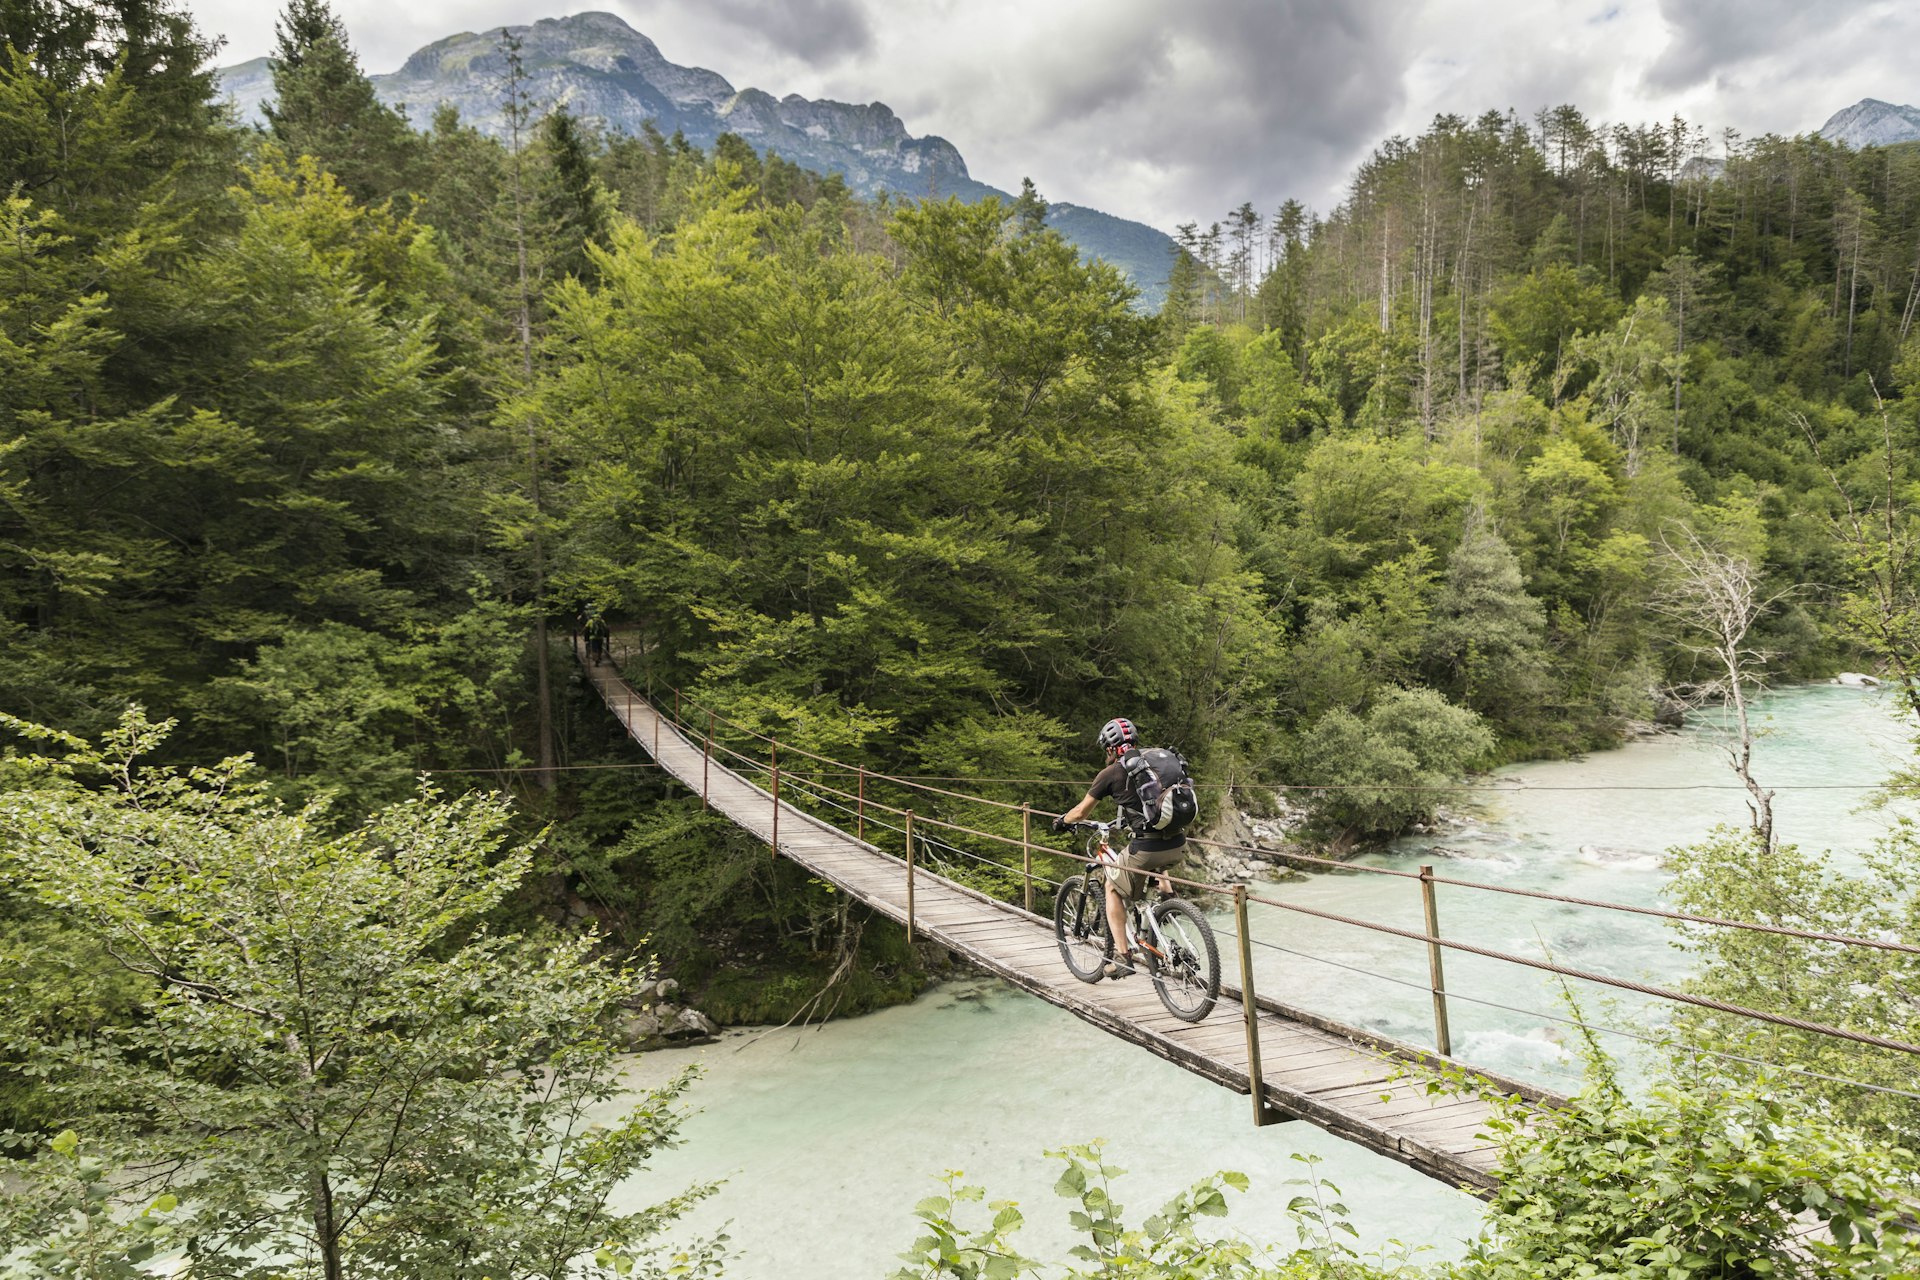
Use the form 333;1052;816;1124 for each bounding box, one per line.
182;0;1918;233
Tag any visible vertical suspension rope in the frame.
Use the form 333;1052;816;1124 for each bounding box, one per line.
770;738;781;859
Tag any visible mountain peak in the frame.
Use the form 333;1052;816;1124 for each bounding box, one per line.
1817;98;1920;149
214;12;1174;305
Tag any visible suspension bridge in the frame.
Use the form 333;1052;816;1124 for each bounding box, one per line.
578;645;1920;1196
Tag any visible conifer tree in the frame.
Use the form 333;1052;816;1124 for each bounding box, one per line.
265;0;421;205
1423;508;1549;732
1011;176;1048;235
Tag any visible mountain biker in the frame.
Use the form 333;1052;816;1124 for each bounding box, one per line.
1051;717;1188;978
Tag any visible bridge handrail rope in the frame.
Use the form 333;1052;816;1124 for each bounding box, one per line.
782;776;1074;892
1237;885;1920;1057
1246;932;1920;1103
609;669;1920;1069
1186;837;1920;956
759;765;1227;897
672;689;1920;959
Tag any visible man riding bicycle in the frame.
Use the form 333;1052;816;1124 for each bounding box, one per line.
1052;717;1188;979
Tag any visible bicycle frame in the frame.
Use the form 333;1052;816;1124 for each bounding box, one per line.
1078;821;1174;965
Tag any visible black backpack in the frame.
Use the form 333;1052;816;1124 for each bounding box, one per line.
1119;746;1199;835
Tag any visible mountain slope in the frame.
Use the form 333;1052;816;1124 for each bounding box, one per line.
217;12;1173;306
1816;98;1920;148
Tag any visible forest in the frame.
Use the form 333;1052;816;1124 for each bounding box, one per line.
3;0;1920;1275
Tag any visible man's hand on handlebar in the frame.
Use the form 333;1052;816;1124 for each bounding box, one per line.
1050;815;1069;835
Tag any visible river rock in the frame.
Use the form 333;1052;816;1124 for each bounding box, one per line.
613;1002;721;1050
668;1007;720;1039
1835;671;1882;687
615;1009;663;1045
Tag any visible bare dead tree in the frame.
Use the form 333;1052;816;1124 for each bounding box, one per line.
1650;523;1788;849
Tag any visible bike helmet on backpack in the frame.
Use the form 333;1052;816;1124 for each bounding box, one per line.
1097;717;1138;754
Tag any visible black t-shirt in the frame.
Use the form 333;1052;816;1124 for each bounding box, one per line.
1088;760;1130;806
1087;757;1185;852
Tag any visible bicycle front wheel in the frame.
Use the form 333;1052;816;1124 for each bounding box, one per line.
1053;874;1112;983
1150;898;1220;1021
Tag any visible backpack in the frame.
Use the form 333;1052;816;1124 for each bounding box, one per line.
1119;746;1199;835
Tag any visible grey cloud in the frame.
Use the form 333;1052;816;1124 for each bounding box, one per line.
700;0;875;63
1644;0;1876;92
1006;0;1413;224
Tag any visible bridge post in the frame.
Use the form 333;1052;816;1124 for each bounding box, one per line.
1420;865;1453;1057
857;770;866;843
674;686;681;727
770;739;780;860
904;809;916;944
703;711;713;809
1021;806;1034;915
1233;886;1274;1127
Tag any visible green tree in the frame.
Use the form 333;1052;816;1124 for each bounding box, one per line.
893;1143;1399;1280
1421;509;1548;735
265;0;422;205
0;0;229;228
1289;685;1494;839
1663;826;1920;1145
1488;264;1621;396
0;710;723;1280
533;103;612;285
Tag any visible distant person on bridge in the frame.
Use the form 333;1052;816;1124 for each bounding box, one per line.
585;613;611;666
1052;717;1198;979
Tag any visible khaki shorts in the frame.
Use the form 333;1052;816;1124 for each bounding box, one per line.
1104;840;1185;899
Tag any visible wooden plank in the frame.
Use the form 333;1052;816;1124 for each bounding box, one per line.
1258;1038;1374;1067
1337;1096;1492;1127
1395;1114;1499;1143
1275;1061;1397;1095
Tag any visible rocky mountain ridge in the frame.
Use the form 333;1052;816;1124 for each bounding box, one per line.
1817;98;1920;149
217;11;1173;305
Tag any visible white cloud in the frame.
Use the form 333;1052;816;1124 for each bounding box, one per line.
183;0;1920;234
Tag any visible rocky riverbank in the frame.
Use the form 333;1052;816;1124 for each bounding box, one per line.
613;976;721;1051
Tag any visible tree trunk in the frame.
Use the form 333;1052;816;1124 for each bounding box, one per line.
505;37;555;789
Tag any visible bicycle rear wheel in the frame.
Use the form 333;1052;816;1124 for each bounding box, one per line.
1149;898;1219;1021
1053;874;1112;983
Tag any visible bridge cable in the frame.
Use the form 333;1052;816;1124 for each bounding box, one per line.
615;675;1920;1060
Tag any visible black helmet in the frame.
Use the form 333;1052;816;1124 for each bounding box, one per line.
1097;717;1138;753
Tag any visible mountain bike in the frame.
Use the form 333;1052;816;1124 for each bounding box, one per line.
1052;820;1220;1022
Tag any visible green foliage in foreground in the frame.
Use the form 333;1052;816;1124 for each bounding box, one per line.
1664;823;1920;1147
893;1145;1404;1280
0;711;723;1279
1467;1069;1919;1278
896;1068;1920;1280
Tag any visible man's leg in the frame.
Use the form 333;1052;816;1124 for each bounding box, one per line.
1104;881;1132;973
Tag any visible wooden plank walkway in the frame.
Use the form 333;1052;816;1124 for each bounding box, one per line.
585;656;1559;1194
